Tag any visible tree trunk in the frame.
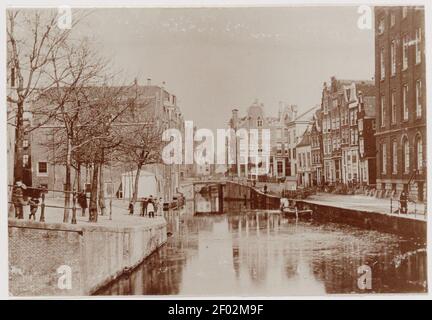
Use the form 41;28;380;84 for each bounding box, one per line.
77;162;81;192
89;162;99;222
132;163;143;204
63;136;72;223
13;100;24;183
98;163;106;216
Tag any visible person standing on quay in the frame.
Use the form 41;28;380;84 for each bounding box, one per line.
28;188;41;220
78;191;88;217
400;191;408;214
12;181;27;219
147;195;155;218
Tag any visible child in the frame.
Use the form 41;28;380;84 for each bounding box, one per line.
128;202;134;215
28;196;39;220
147;196;155;218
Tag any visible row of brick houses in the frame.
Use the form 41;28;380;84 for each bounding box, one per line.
294;6;426;202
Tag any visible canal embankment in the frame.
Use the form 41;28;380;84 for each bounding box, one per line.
223;182;426;240
9;211;167;296
297;195;426;240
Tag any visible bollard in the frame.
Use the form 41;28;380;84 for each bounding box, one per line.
39;193;45;222
71;190;77;224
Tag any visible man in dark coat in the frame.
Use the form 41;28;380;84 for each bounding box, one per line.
400;191;408;214
12;181;27;219
78;191;88;216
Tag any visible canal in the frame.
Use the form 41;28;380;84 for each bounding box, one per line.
95;200;427;295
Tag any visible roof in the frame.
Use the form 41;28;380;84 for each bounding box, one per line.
293;105;320;122
296;130;311;148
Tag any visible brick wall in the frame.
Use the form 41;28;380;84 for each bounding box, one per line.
9;219;167;296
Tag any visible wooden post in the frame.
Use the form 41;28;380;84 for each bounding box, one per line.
71;189;77;224
39;193;45;222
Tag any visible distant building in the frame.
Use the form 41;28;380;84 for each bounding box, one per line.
285;105;320;184
29;79;184;203
310;110;324;186
357;89;377;186
374;6;426;201
229;100;297;181
296;128;312;187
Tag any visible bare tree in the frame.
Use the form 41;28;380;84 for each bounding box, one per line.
116;105;165;204
80;85;135;222
6;9;89;184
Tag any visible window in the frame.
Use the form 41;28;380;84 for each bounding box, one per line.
403;85;409;120
358;119;363;132
277;161;283;175
284;143;289;154
23;139;29;148
390;12;396;27
402;35;409;70
276;143;282;155
392;140;398;174
380;95;385;127
403;138;410;174
257;117;263;127
382;143;387;174
416;135;423;170
23;155;29;167
359;138;364;155
415;28;422;64
402;7;408;19
38;161;48;174
416;80;422;118
391;90;396;124
380;47;385;80
284;128;289;138
391;40;396;76
378;18;385;34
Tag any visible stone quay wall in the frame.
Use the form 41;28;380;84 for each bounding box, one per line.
9;218;167;296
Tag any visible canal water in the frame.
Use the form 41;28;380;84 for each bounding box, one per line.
95;200;427;295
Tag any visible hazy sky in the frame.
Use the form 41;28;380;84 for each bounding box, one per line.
77;6;375;130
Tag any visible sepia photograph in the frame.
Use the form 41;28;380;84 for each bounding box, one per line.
5;1;428;298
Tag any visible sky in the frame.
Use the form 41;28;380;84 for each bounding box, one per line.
75;6;375;131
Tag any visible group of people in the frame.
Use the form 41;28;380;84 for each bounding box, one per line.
11;181;91;220
11;181;41;220
128;195;162;218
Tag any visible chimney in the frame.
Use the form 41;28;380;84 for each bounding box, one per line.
147;78;151;86
231;109;239;129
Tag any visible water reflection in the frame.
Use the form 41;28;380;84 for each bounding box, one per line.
95;201;427;295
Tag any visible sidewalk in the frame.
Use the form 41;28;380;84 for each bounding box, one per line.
304;193;427;221
14;198;164;228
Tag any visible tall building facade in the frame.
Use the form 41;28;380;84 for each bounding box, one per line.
296;128;312;187
310;110;324;186
321;77;375;185
29;80;184;203
374;6;426;201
